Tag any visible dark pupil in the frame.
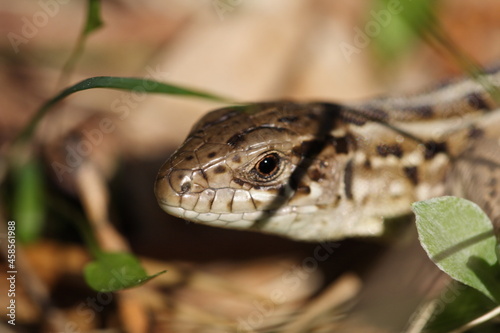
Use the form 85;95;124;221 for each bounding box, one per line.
257;154;279;176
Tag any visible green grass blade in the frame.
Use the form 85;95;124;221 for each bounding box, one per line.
12;158;45;243
17;76;231;142
83;0;103;34
372;0;500;103
59;0;103;85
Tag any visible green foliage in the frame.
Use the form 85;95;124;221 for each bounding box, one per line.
372;0;436;62
17;76;231;143
424;282;497;333
9;75;228;291
413;196;500;331
84;252;166;292
12;157;45;243
371;0;500;101
413;196;500;302
84;0;103;34
7;0;229;292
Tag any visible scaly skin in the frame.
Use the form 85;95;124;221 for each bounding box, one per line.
155;71;500;241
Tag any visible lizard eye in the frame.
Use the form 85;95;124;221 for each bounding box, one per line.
254;153;281;179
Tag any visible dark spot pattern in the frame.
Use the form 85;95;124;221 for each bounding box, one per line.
207;152;217;158
296;186;311;194
306;113;318;120
227;133;246;147
343;159;354;200
363;107;390;121
214;165;226;174
233;178;245;186
466;92;490;110
405;105;434;118
403;166;419;185
468;126;485;139
490;178;497;187
309;168;323;182
227;126;288;147
191;129;204;138
339;106;389;126
376;144;403;158
339;110;368;126
278;116;299;123
293;140;325;157
424;141;447;160
363;159;372;169
232;155;241;163
332;136;349;154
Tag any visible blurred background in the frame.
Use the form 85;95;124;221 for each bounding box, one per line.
1;0;500;332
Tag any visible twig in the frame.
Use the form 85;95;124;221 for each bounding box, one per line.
450;305;500;333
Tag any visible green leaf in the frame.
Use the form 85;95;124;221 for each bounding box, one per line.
423;282;497;333
17;76;231;142
13;158;45;243
412;196;500;302
84;0;104;34
84;252;166;292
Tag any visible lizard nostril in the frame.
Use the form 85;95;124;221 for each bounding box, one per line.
169;170;195;194
180;180;192;194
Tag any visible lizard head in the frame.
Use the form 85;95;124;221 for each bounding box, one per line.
155;102;384;241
